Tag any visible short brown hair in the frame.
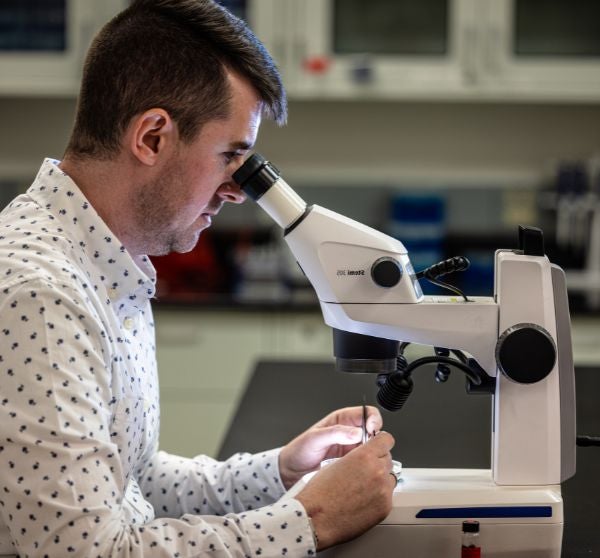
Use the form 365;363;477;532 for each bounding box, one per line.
66;0;287;159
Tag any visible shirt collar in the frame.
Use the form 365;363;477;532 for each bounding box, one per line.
28;158;156;307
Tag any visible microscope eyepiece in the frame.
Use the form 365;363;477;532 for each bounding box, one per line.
232;153;307;230
232;153;280;201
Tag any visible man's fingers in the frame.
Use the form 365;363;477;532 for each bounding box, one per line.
365;405;383;433
366;431;395;455
314;425;363;449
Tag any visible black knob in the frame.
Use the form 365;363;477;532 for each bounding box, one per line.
495;323;556;384
371;257;403;288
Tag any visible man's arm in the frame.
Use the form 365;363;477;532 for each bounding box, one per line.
136;448;287;516
0;278;315;557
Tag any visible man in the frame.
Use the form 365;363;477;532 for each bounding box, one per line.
0;1;396;556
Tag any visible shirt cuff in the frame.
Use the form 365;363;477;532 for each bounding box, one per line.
251;447;287;499
238;497;317;557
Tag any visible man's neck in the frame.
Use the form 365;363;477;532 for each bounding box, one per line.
59;155;139;256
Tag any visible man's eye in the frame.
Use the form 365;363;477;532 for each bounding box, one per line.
223;152;243;164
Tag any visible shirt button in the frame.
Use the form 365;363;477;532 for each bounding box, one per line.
108;288;118;300
123;317;134;330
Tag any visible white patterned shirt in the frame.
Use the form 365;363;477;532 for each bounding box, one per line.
0;159;315;557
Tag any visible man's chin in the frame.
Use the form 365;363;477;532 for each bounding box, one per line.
146;229;204;257
169;231;203;255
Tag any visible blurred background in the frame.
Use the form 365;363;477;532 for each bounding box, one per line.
1;0;599;457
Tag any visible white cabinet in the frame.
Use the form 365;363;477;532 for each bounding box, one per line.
0;0;128;96
479;0;600;101
265;312;334;360
282;0;471;99
155;310;265;391
269;0;600;102
154;308;331;458
154;309;265;457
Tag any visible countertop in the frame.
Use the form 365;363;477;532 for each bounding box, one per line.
218;360;600;558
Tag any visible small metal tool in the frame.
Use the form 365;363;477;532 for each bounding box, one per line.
362;397;368;445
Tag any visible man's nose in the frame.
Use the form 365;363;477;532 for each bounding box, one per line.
217;181;247;204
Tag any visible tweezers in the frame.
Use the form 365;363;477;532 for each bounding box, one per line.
362;402;368;444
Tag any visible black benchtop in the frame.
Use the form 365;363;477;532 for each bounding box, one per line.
218;361;600;558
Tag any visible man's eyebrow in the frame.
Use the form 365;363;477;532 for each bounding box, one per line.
229;141;253;151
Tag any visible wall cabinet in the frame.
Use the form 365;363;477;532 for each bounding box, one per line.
262;0;600;102
3;0;598;100
480;0;600;100
0;0;127;96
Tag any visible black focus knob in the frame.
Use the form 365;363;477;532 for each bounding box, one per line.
495;323;557;384
371;257;403;288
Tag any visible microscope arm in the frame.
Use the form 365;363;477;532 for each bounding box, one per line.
284;205;499;375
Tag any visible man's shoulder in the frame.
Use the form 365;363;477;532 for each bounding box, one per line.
0;207;95;310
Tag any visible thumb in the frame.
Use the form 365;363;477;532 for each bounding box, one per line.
312;424;363;450
366;430;395;453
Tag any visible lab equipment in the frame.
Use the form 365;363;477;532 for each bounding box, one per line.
361;399;368;444
462;520;481;558
233;154;576;558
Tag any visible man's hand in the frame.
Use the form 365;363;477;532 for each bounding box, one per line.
294;432;396;550
278;406;383;489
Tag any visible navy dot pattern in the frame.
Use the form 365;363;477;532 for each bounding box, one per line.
0;159;315;557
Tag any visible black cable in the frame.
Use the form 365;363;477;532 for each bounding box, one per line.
399;344;472;374
451;349;469;364
399;341;411;354
376;353;486;411
404;355;483;386
415;256;471;302
426;276;469;302
415;256;470;279
576;435;600;447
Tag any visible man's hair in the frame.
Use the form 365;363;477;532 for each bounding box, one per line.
65;0;287;159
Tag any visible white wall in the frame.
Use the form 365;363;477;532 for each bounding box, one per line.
1;97;600;189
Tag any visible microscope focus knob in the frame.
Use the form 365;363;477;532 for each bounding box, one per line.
371;257;403;288
495;323;557;384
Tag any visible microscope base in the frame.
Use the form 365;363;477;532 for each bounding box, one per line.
318;468;563;557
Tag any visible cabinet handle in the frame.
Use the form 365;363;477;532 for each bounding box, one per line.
486;25;503;77
463;26;478;85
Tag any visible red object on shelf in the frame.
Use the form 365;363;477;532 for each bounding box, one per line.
151;232;225;298
303;55;330;74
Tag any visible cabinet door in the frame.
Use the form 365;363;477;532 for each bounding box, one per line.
159;397;239;458
284;0;474;98
155;310;264;391
155;309;266;457
483;0;600;99
246;0;292;85
0;0;127;95
265;312;333;359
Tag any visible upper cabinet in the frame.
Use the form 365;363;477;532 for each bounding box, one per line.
2;0;599;101
0;0;128;96
253;0;600;102
276;0;470;99
480;0;600;101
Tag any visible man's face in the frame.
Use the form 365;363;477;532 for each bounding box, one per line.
133;73;262;256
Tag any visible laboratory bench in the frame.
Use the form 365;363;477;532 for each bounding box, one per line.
218;360;600;558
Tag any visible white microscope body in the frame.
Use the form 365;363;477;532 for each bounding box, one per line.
233;155;576;557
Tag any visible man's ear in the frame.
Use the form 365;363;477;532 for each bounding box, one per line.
128;108;176;166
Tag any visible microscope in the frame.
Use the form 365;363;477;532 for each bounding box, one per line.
233;154;576;558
